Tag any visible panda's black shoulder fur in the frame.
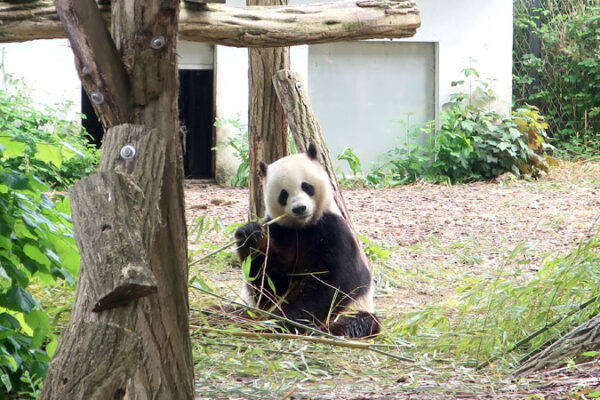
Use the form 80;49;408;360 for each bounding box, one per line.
235;211;380;337
265;212;371;289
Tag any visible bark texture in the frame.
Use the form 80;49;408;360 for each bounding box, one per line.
515;313;600;376
52;0;131;128
247;0;289;219
41;0;193;398
0;0;421;46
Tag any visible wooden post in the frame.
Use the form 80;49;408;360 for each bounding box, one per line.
41;0;193;398
247;0;290;219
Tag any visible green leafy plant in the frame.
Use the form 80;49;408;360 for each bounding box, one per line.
363;68;553;185
0;71;83;396
0;153;79;395
0;67;99;190
513;1;600;155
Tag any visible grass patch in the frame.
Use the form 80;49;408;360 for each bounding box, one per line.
190;217;600;398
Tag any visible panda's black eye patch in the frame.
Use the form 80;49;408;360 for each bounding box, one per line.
301;182;315;196
278;189;288;206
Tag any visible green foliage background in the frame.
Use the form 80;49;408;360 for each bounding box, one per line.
0;71;96;396
513;0;600;155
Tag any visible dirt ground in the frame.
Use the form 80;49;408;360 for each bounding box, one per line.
185;160;600;308
185;160;600;399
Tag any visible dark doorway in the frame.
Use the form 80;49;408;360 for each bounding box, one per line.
81;90;104;148
81;69;215;178
178;69;214;178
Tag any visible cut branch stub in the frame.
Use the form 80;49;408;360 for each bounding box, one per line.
69;172;157;312
54;0;131;128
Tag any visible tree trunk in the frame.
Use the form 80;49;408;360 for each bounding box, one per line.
41;1;193;398
514;312;600;376
247;0;290;220
0;0;421;46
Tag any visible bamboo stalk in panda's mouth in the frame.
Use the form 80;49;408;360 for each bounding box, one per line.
188;213;289;267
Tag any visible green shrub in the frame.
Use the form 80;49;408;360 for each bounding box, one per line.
0;74;99;190
513;1;600;155
354;69;553;186
0;73;85;396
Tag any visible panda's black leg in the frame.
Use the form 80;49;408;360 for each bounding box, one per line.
328;311;381;338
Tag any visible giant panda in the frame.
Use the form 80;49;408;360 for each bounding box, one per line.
234;144;380;338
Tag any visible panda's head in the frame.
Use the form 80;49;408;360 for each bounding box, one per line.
260;144;337;227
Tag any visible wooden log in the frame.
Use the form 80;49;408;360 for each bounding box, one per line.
41;321;141;400
272;69;352;225
54;0;131;128
68;172;156;312
0;0;421;46
99;124;166;249
180;0;420;47
247;0;290;219
42;123;172;398
514;313;600;376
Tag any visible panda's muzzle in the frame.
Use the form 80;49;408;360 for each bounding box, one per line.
291;205;307;216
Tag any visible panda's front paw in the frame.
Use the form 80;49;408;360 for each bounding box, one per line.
234;222;263;247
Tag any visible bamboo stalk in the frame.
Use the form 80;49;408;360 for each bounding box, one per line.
198;327;383;350
188;213;288;267
189;284;415;362
476;294;600;370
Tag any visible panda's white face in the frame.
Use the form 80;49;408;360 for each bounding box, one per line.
263;152;337;227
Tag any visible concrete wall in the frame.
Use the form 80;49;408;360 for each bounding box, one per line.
407;0;513;115
0;40;80;118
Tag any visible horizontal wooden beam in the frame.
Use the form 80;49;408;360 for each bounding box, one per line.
0;0;420;46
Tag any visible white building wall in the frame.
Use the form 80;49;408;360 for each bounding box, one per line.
215;0;513;176
408;0;513;114
0;40;80;118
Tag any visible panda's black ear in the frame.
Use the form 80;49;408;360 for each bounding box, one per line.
307;143;318;160
259;161;268;177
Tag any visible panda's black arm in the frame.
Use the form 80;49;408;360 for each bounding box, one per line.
234;222;268;263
